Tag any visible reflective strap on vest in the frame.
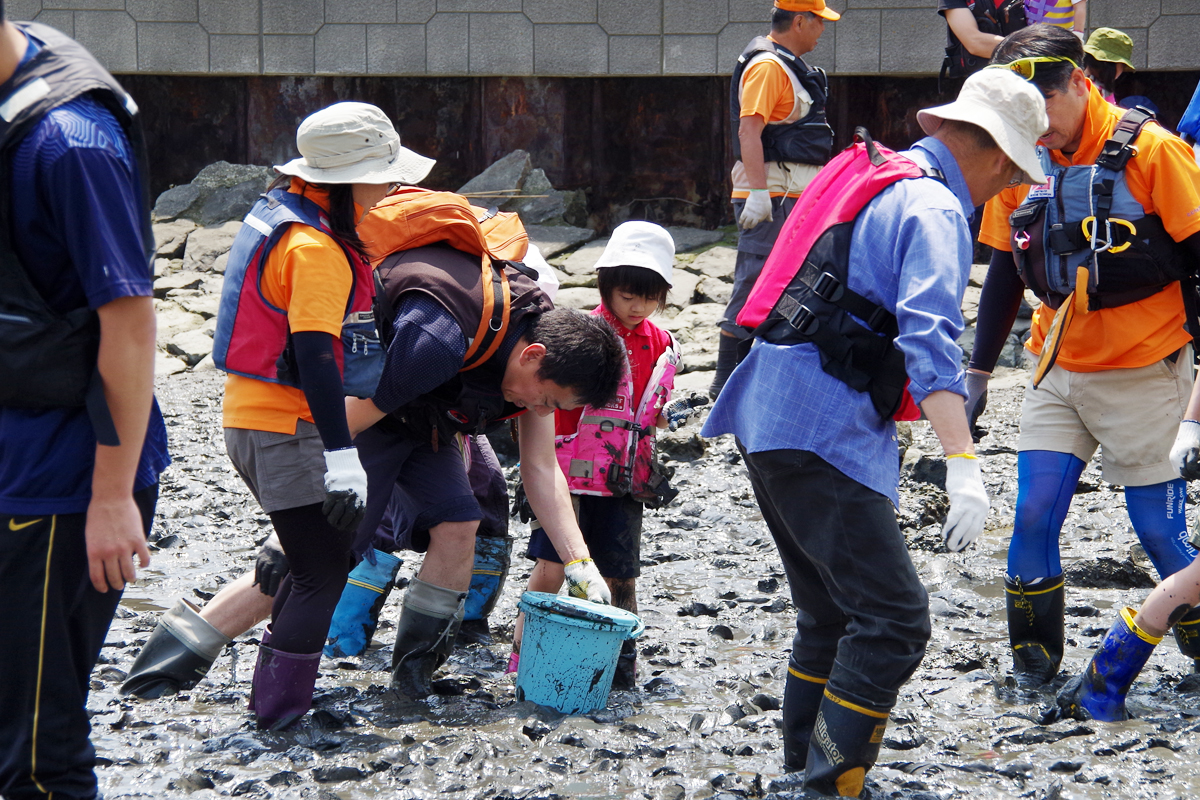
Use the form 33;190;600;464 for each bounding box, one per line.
578;416;635;432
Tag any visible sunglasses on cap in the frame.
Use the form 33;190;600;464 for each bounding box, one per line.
987;56;1080;81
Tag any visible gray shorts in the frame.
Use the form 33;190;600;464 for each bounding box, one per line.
224;420;327;514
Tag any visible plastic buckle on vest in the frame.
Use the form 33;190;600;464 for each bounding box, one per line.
786;304;819;336
811;271;844;303
867;306;891;331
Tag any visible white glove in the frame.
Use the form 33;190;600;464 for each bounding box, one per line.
943;455;989;552
739;189;773;230
322;447;368;531
1171;420;1200;480
564;558;611;604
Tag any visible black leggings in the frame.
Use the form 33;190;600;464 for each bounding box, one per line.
268;503;354;654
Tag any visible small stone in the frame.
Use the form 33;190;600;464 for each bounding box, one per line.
154;351;188;377
311;765;367;783
696;275;732;305
176;294;221;319
153;271;206;298
709;624;735;640
167;330;214;366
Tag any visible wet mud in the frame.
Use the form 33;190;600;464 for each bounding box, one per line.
94;367;1200;799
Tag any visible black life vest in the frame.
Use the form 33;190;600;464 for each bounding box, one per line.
0;22;150;442
940;0;1027;83
730;36;833;166
1007;107;1193;312
374;244;552;444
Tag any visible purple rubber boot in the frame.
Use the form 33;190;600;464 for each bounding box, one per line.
251;642;321;731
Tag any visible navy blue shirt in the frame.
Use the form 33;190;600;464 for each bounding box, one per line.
0;31;170;515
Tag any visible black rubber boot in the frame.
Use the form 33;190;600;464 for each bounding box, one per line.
390;578;465;700
1005;574;1065;693
1172;605;1200;672
120;599;230;698
804;690;890;798
783;663;829;772
612;638;638;690
709;334;741;400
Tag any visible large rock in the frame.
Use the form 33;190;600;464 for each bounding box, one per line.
509;168;566;225
666;227;724;253
526;224;595;259
153;161;274;226
167;329;214;366
155;300;205;345
177;293;221;320
153;219;198;259
660;303;725;335
687;246;737;281
558;239;607;288
457;150;531;199
153;271;206;298
554;287;601;311
667;269;701;309
183;221;242;273
673;369;715;398
696;275;732;305
154;351;188;377
680;340;717;374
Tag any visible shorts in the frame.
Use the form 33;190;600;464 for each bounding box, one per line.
353;419;482;555
526;493;643;579
1018;345;1193;486
224;420;326;513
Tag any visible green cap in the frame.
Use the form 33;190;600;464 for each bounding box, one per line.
1083;27;1135;71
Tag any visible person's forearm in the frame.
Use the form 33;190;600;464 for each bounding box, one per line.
346;396;387;438
921;389;975;457
969;247;1026;373
1073;0;1086;34
521;457;590;563
292;330;352;450
945;9;1002;59
92;297;155;499
738;118;768;190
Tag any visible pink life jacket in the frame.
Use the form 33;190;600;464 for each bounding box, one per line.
737;130;943;422
555;332;681;501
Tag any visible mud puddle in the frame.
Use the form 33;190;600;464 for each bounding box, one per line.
88;369;1200;799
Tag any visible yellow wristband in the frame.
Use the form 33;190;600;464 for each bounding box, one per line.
565;558;590;567
946;453;977;460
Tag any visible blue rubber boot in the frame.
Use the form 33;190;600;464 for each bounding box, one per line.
459;535;512;646
1057;607;1162;721
324;549;403;658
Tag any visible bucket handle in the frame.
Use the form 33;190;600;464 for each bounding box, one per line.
626;617;645;640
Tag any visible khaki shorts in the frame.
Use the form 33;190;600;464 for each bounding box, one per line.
224;420;327;514
1018;345;1193;486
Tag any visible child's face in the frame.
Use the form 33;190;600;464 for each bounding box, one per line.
608;289;659;330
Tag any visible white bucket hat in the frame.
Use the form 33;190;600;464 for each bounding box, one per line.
594;221;675;287
916;68;1049;185
274;102;435;186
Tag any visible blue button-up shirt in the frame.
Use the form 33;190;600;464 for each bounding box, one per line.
702;137;974;505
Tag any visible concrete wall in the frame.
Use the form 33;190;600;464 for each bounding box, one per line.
9;0;1200;77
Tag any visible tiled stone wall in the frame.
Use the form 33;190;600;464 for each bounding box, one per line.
7;1;1197;76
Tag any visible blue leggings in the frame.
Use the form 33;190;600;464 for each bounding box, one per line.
1008;450;1197;581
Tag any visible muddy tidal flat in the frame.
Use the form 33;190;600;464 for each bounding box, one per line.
92;368;1200;800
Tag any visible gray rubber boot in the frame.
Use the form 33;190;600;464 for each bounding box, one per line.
121;599;230;698
390;578;466;700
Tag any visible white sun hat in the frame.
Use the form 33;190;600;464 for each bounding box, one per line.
594;221;675;287
274;102;435;186
916;68;1049;185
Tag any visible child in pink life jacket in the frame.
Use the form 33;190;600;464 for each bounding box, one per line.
511;221;694;689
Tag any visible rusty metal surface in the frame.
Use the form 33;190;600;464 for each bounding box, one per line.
117;71;1200;232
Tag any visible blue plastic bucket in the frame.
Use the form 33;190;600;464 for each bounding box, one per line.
515;591;644;714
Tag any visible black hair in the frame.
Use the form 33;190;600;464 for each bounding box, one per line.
771;9;799;32
1082;52;1120;98
597;265;671;314
267;174;371;262
527;308;626;409
1;2;6;21
992;23;1084;97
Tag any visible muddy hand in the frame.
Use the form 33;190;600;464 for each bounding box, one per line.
942;455;988;552
564;558;611;604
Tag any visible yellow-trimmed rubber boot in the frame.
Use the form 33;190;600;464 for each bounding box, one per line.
1005;574;1065;691
1057;607;1162;722
783;662;828;772
1171;605;1200;672
804;689;889;798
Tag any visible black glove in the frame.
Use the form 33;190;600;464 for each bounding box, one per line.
253;533;290;597
964;371;990;443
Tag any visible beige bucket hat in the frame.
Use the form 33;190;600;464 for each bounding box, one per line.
275;102;435;186
916;68;1050;185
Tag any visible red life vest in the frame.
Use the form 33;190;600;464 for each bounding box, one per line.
555;331;680;501
213;186;382;398
738;130;947;422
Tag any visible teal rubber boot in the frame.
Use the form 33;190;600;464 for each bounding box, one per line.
1005;574;1065;692
1057;606;1162;722
804;690;890;798
459;535;512;644
324;549;402;658
783;662;829;772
